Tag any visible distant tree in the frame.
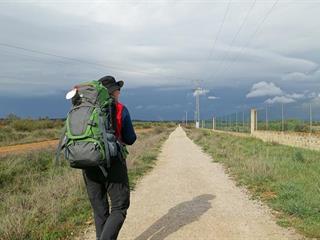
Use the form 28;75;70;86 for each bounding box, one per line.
38;116;50;120
6;113;20;121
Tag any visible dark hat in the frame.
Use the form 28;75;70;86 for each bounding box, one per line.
98;76;124;93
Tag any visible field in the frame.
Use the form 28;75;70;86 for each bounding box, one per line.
213;118;320;134
184;126;320;238
0;117;175;147
0;118;64;146
257;119;320;133
0;120;176;240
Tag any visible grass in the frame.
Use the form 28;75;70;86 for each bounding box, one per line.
257;119;314;132
0;119;64;146
0;150;91;240
0;118;176;147
184;127;320;239
0;124;175;240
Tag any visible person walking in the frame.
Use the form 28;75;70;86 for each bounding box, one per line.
82;76;137;240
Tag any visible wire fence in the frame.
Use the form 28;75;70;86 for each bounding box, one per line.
256;103;317;133
201;102;320;134
213;110;251;133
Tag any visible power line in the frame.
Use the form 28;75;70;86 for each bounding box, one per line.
212;0;279;81
0;42;148;75
0;42;195;81
207;0;256;81
205;0;231;64
0;47;77;69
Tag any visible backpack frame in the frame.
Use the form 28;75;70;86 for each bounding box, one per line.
56;80;119;177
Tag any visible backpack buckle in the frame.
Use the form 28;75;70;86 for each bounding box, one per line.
88;120;97;127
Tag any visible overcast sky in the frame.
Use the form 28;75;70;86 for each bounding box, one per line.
0;0;320;120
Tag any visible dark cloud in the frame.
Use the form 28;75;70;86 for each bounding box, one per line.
0;1;320;119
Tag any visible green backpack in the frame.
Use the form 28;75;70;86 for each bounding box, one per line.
56;80;119;177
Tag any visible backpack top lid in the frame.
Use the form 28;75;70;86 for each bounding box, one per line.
70;80;111;108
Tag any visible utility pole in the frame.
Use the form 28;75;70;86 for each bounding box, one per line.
196;87;200;128
242;111;245;129
281;103;284;132
185;111;188;126
309;103;312;134
266;104;268;130
236;112;238;131
193;82;201;128
212;116;215;130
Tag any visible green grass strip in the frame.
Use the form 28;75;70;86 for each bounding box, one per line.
185;128;320;238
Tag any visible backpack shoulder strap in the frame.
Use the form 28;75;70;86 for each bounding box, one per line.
55;125;67;166
97;108;111;168
98;165;108;178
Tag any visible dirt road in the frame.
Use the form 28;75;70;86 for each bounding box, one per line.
0;128;152;156
79;126;305;240
0;139;58;155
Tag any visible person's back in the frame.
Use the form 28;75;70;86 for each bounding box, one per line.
82;75;136;240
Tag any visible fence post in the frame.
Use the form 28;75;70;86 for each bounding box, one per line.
212;117;215;130
281;103;284;132
309;103;312;134
242;111;245;129
251;108;257;134
236;112;238;132
266;104;268;130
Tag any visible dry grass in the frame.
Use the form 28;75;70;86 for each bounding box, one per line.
0;119;64;147
0;124;176;240
0;120;176;147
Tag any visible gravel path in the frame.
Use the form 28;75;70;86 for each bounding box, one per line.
80;126;305;240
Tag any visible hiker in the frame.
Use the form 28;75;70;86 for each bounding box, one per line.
82;76;137;240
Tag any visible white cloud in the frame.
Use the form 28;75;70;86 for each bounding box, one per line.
263;91;318;105
208;96;219;100
246;81;283;98
285;93;305;100
308;92;317;98
246;81;317;104
281;69;320;83
282;72;308;82
265;96;296;104
301;96;320;109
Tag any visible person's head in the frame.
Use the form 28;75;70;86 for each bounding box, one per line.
98;75;124;102
112;89;120;102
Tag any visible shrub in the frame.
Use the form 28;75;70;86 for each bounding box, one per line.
293;151;305;163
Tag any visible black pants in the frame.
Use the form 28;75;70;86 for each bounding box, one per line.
82;157;130;240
